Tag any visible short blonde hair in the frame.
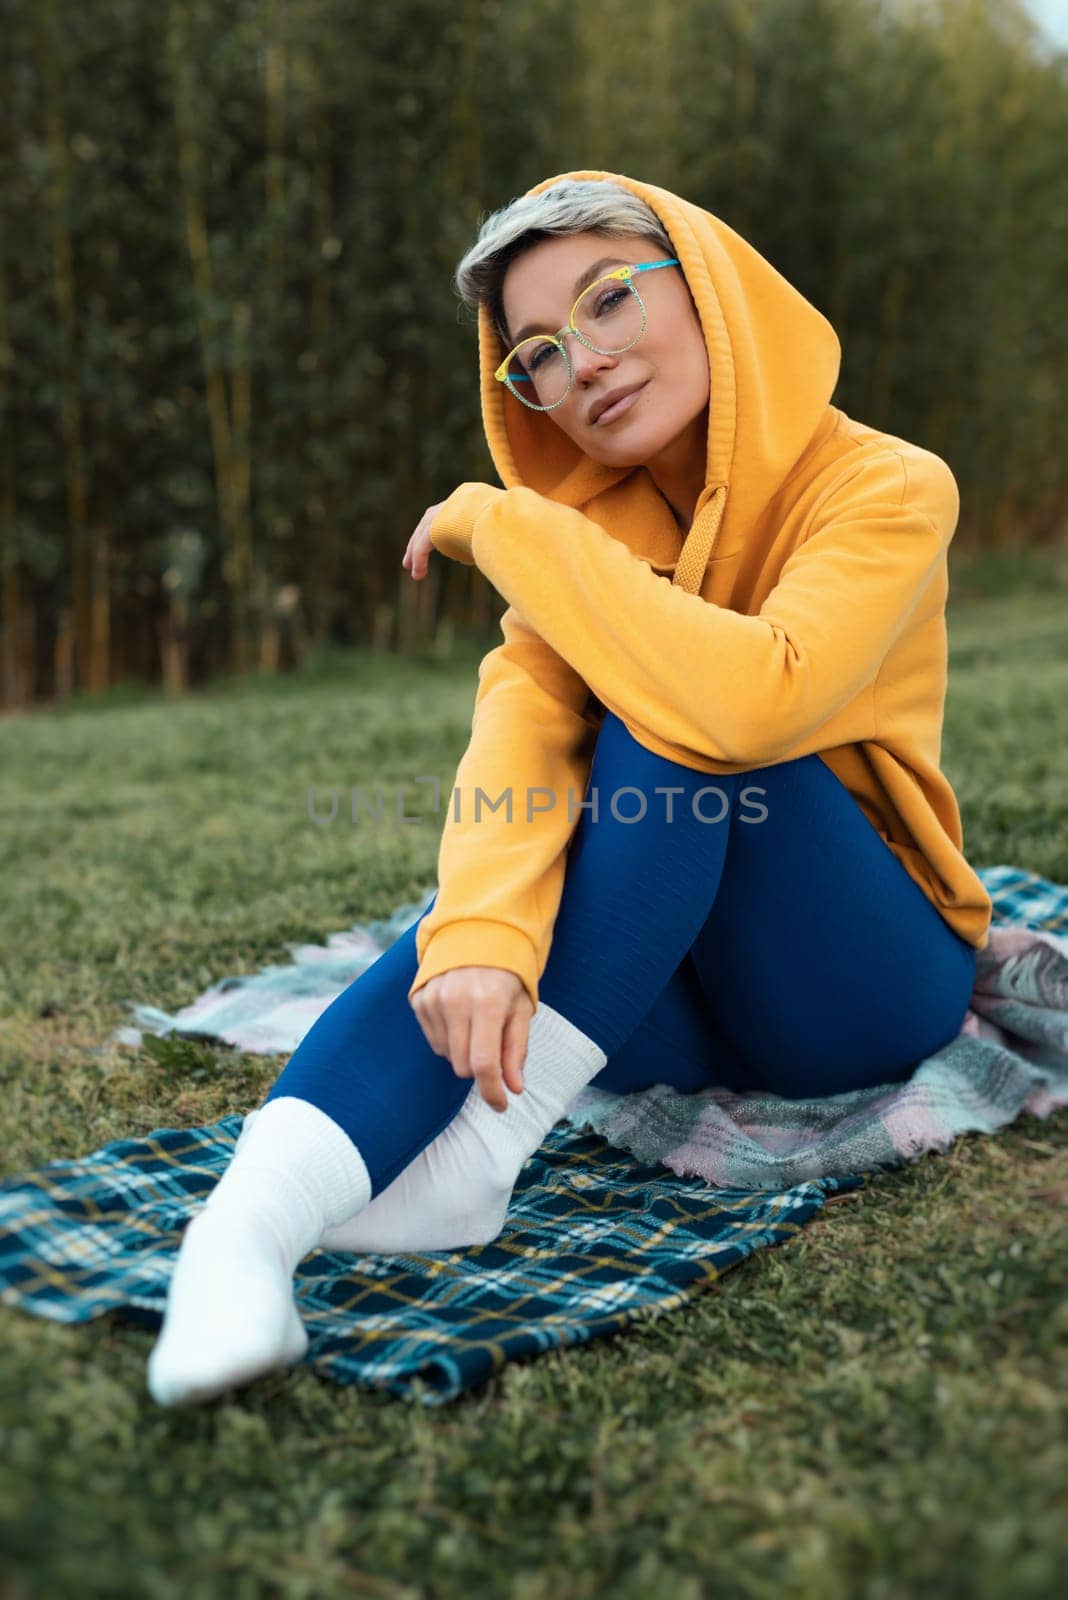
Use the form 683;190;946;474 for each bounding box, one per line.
453;178;674;350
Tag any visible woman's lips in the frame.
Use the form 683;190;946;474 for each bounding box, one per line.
593;381;648;425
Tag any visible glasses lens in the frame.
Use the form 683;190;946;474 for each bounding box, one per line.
574;275;642;355
507;338;570;408
505;278;644;407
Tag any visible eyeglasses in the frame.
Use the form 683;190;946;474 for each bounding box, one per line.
495;259;681;410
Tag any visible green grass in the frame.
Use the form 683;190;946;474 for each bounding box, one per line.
1;586;1066;1600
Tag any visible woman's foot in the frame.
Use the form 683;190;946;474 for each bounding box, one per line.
146;1096;373;1406
320;1002;608;1255
147;1204;309;1407
319;1091;517;1254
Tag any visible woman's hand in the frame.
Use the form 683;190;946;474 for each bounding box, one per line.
401;501;450;581
410;967;533;1112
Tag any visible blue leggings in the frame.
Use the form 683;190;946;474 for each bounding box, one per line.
264;711;977;1198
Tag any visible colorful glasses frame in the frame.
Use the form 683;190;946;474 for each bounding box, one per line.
494;259;681;411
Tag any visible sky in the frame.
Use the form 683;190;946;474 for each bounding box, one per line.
891;1;1067;51
1020;0;1068;47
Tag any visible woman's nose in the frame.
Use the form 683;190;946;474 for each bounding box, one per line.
567;338;620;385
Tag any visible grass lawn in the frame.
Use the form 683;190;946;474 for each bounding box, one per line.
1;561;1066;1599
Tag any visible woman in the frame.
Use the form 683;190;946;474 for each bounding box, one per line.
147;171;992;1407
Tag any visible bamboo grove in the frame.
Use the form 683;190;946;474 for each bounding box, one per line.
0;0;1065;706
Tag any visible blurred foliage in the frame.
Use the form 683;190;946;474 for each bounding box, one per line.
0;0;1065;703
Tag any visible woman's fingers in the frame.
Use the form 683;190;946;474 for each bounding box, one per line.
401;513;431;579
500;1009;529;1096
410;970;528;1111
468;1003;510;1112
402;532;421;577
443;1008;473;1088
402;500;453;580
415;1011;441;1060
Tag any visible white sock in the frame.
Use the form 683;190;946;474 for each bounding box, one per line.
318;1000;607;1255
146;1095;371;1407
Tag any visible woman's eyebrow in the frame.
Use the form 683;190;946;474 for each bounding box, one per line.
511;256;628;344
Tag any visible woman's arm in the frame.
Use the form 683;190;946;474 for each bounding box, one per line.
407;603;602;1014
429;448;959;768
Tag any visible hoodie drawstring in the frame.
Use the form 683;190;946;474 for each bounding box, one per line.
671;484;728;596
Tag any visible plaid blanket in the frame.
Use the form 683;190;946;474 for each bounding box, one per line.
110;864;1068;1188
0;865;1063;1405
0;1119;859;1405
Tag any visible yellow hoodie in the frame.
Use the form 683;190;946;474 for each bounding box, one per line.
408;169;992;1011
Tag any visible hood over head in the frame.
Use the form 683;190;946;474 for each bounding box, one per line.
473;169;843;591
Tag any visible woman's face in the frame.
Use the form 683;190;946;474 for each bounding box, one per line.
500;231;710;468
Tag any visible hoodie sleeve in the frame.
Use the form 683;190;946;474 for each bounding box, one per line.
448;449;958;768
407;603;602;1011
427;481;504;565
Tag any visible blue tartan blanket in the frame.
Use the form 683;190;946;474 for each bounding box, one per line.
0;1119;859;1404
0;864;1064;1404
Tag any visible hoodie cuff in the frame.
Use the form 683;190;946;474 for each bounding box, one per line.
406;918;539;1012
428;482;507;566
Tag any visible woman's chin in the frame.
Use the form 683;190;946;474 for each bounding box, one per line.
586;427;657;464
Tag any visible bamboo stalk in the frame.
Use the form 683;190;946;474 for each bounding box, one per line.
296;8;332;649
0;50;30;706
37;0;94;696
731;0;755;235
648;0;682;194
230;298;257;666
258;0;286;672
166;0;249;676
0;145;25;707
159;570;189;697
89;528;110;691
869;258;906;422
432;0;478;636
